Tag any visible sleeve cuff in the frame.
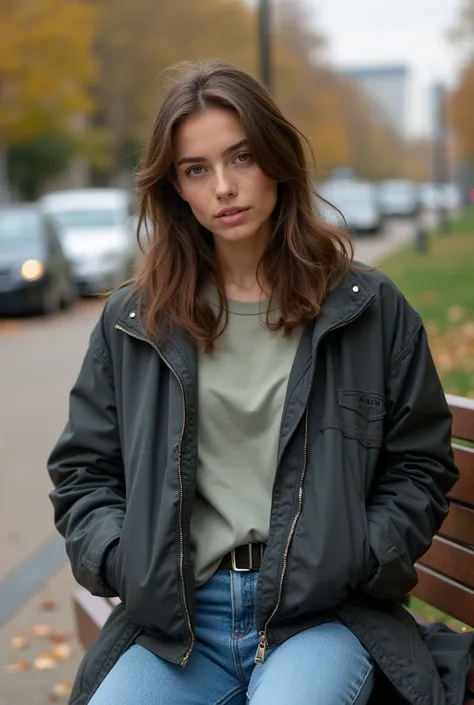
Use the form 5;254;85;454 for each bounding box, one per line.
102;541;119;594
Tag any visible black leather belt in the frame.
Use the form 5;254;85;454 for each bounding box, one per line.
218;543;265;572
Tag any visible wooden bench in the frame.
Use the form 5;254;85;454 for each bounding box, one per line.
72;394;474;701
409;393;474;703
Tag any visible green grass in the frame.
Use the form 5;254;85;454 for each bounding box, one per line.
378;208;474;397
379;209;474;629
408;597;469;632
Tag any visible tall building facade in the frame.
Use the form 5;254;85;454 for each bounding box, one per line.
343;65;410;139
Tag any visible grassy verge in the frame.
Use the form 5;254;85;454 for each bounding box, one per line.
378;208;474;397
378;209;474;631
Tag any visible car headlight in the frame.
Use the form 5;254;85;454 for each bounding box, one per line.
21;259;44;281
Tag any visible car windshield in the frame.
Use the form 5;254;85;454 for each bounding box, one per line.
0;210;42;243
51;209;119;230
380;184;413;199
324;188;374;209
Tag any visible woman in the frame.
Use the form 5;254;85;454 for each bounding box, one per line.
48;60;462;705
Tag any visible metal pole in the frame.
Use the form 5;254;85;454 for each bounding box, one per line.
259;0;272;91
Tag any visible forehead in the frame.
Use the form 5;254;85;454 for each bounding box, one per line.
173;107;247;159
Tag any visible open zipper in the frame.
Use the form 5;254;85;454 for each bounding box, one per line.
115;323;195;666
254;292;375;664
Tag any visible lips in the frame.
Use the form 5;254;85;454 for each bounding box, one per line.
216;206;250;218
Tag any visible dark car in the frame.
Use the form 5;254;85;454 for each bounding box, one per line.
0;204;77;316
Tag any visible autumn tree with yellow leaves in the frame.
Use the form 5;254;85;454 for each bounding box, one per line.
0;0;98;198
0;0;97;144
449;0;474;161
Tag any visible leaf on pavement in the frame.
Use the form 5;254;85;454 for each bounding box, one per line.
3;658;31;673
34;652;60;670
40;600;58;613
49;681;73;701
50;629;71;644
11;635;30;649
32;624;54;638
51;643;72;661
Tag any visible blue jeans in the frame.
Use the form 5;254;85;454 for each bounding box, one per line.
89;570;374;704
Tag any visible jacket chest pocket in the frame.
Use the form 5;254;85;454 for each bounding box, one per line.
319;389;385;498
323;388;385;447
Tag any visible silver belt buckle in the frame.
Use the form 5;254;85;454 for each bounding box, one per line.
231;544;252;572
230;543;263;572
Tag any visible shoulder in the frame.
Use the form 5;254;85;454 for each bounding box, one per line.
350;262;423;363
90;284;136;356
102;283;136;325
352;261;418;318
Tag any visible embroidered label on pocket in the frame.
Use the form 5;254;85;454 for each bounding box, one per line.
337;390;386;421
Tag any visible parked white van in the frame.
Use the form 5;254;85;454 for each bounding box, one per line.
40;189;137;294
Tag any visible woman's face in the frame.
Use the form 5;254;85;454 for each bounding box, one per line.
173;107;277;247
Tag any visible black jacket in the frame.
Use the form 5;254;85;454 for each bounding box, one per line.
48;266;473;705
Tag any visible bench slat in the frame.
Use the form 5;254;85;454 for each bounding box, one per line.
73;588;115;651
440;503;474;547
449;445;474;507
447;394;474;442
412;564;474;627
418;536;474;588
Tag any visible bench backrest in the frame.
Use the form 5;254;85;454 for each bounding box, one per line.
411;394;474;628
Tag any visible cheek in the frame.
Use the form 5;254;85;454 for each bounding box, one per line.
251;171;277;212
181;184;210;218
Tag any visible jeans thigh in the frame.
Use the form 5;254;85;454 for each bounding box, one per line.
247;622;375;705
88;643;247;705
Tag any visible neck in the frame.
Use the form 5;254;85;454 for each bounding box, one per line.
214;227;270;302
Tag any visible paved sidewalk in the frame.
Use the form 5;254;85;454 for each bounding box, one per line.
0;564;83;705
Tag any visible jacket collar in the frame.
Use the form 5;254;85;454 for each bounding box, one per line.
310;265;375;349
115;265;376;375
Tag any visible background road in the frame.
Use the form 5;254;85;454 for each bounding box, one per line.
0;218;422;703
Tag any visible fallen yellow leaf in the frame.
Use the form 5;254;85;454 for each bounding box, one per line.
49;681;74;701
51;643;72;661
32;624;54;638
447;305;464;323
11;635;30;649
50;629;71;644
34;652;59;670
4;659;31;673
40;600;58;613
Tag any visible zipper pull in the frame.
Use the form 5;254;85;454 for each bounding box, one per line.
255;631;267;664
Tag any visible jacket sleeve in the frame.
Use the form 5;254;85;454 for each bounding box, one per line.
362;319;459;600
47;316;124;598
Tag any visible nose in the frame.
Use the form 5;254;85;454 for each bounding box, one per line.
214;168;237;200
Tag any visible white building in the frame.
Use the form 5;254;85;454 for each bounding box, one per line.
343;65;410;139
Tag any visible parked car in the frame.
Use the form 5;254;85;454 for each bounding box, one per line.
0;204;77;316
378;180;420;218
440;182;461;212
318;180;383;235
420;182;442;211
39;189;137;294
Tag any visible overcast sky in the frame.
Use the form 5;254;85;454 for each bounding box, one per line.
314;0;464;135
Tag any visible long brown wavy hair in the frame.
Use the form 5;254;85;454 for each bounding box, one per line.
133;59;353;352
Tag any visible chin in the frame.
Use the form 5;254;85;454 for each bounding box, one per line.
212;222;269;245
214;228;255;243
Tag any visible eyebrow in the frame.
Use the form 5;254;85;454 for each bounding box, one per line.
177;138;249;167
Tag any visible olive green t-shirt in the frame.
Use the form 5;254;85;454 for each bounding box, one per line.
191;296;303;586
